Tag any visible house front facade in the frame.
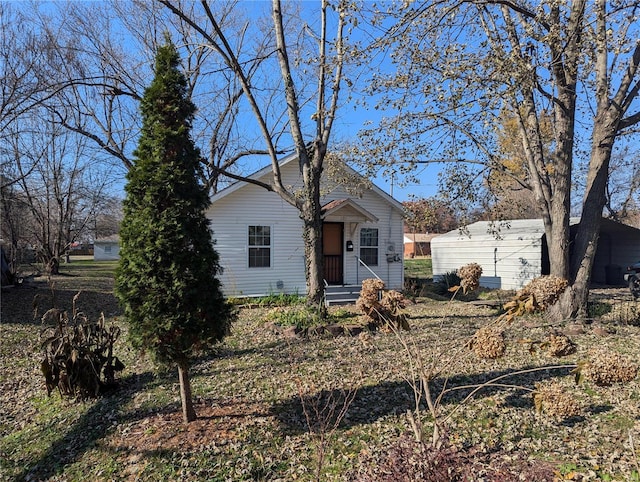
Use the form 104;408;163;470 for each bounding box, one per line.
206;156;405;298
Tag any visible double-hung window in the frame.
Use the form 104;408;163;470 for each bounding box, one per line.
359;228;378;266
248;225;271;268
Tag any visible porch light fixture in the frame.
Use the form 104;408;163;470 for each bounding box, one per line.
346;240;354;251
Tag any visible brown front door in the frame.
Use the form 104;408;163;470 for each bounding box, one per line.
323;223;343;285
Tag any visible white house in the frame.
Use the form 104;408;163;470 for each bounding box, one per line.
431;218;640;290
93;235;120;261
207;155;405;298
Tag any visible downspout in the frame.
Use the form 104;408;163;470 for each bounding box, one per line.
388;205;393;284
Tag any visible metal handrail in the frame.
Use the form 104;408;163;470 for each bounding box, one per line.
355;256;382;281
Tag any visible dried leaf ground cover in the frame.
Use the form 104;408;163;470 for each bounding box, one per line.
1;261;640;481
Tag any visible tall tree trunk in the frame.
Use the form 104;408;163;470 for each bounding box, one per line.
552;110;618;321
177;361;196;423
302;159;326;310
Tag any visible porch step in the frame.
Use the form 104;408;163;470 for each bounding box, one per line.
325;284;361;306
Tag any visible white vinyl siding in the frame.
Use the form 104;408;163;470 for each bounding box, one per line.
207;158;405;297
431;220;545;290
431;218;640;290
93;237;120;261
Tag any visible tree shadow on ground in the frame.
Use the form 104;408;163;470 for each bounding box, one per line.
15;371;154;481
272;364;576;434
1;285;121;326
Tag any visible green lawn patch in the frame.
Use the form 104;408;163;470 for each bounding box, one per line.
404;257;432;279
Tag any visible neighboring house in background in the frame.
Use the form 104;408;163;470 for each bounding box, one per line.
431;218;640;290
207;155;405;298
93;235;120;261
403;233;438;258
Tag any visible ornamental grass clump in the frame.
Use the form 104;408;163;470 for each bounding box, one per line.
533;380;581;420
579;349;638;386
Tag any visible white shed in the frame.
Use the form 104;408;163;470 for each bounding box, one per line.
93;235;120;261
432;218;640;290
207;155;405;298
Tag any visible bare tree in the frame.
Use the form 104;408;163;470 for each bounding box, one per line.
160;0;350;308
359;0;640;320
0;3;53;139
6;110;112;273
20;0;272;194
602;146;640;225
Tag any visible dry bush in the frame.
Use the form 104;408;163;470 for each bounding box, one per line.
578;349;638;386
533;380;581;420
356;278;409;330
600;301;640;326
469;325;506;359
543;331;577;357
457;262;482;294
39;293;124;399
499;275;568;324
518;275;568;311
353;432;556;481
353;433;470;482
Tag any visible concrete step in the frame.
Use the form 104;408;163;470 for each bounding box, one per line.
325;285;361;306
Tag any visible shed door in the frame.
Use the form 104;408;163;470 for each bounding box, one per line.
323;223;343;285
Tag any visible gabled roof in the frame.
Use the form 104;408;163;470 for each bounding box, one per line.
95;235;120;243
322;198;378;223
210;153;404;212
210;153;298;202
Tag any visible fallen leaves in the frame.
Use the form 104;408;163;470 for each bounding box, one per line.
2;272;640;481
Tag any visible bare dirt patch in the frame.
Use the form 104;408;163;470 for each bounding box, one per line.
107;400;272;453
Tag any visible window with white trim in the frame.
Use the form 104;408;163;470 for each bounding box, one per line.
359;228;378;266
248;225;271;268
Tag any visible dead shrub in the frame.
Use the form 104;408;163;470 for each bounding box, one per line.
578;349;638;386
543;331;577;357
533;380;581;420
470;325;506;359
353;432;556;481
356;278;409;330
457;262;482;294
518;275;568;312
39;292;125;399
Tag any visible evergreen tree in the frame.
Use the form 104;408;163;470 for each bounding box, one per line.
115;39;234;423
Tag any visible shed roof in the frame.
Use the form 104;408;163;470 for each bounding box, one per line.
432;218;572;243
433;217;640;244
